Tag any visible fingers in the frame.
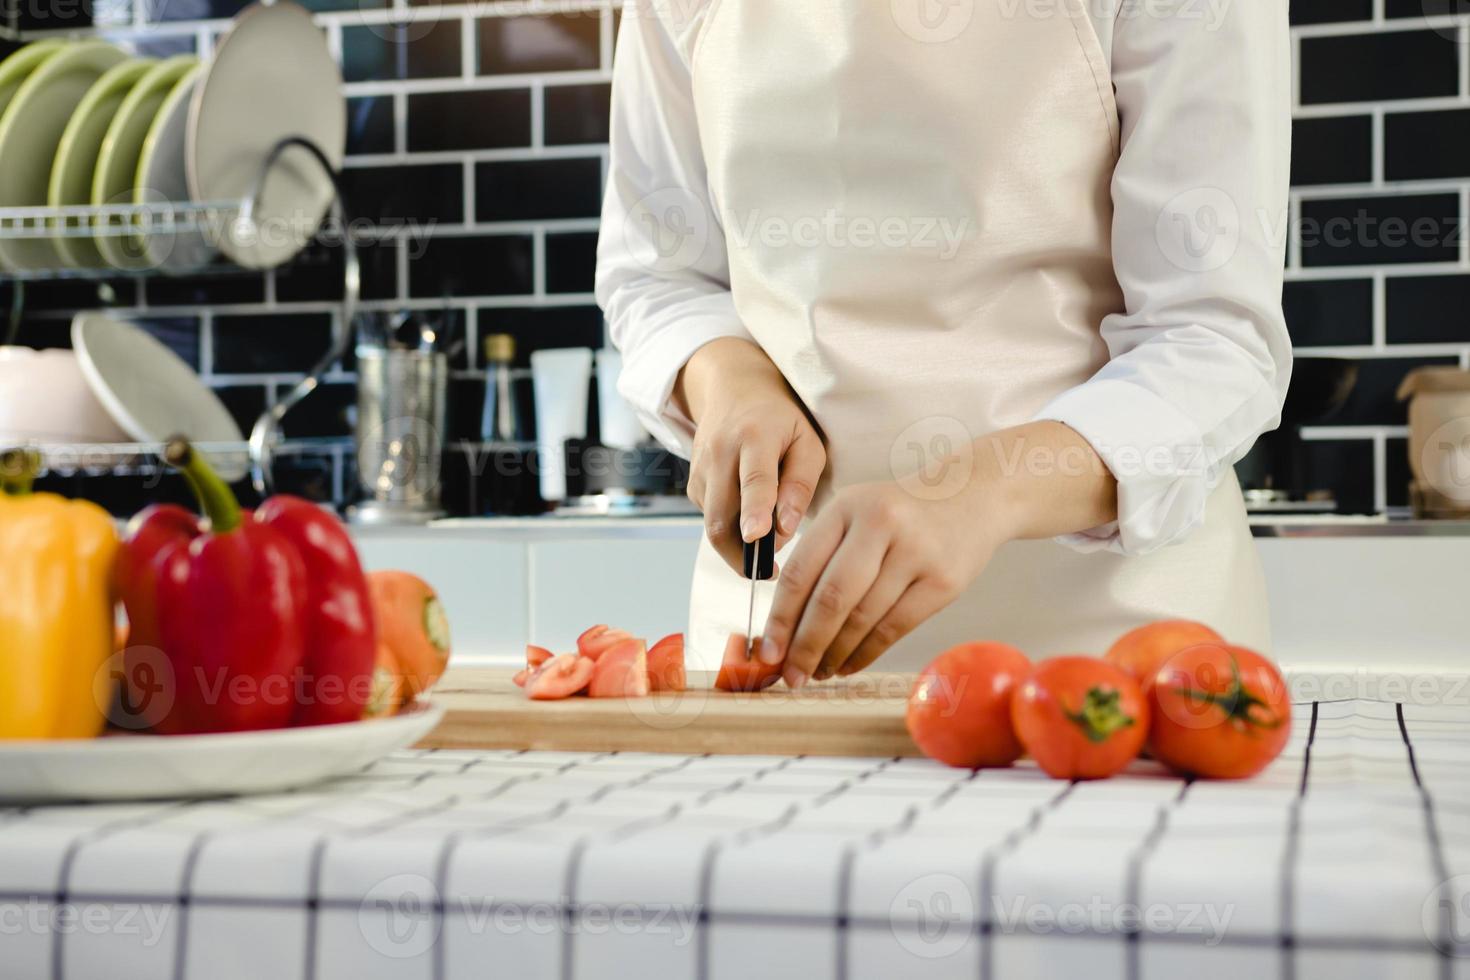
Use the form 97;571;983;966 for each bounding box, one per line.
700;458;745;572
775;426;824;551
758;511;846;673
738;438;780;543
780;523;890;687
815;565;914;680
838;578;954;677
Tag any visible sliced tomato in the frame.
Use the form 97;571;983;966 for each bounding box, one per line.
588;638;651;698
646;633;687;692
526;644;554;669
525;654;595;700
1148;643;1291;780
1104;620;1223;691
1011;656;1148;780
714;633;783;692
512;667;532;688
577;624;635;661
906;642;1030;768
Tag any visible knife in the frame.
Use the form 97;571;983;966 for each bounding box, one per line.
742;523;777;660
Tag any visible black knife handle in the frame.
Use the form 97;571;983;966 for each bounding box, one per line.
743;525;777;581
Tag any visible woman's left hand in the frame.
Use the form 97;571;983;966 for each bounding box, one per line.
757;481;1001;687
757;421;1118;687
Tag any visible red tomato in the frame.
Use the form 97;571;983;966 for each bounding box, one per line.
1148;643;1291;779
525;654;594;700
906;642;1030;768
714;633;783;692
1011;656;1148;780
646;633;687;692
578;625;634;661
1104;620;1222;691
526;644;554;669
512;667;531;688
588;638;651;698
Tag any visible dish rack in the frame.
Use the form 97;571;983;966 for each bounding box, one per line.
4;136;364;495
0;130;337;286
21;437;347;479
0;200;237;281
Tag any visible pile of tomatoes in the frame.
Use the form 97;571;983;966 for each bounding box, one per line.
905;621;1292;780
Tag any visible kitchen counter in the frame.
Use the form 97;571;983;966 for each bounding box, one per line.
0;696;1464;980
352;513;1470;539
1249;515;1470;537
350;516;1470;678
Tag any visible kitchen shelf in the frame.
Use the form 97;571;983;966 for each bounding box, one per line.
0;200;239;281
25;436;350;478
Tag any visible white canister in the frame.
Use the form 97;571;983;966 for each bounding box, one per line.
1398;366;1470;512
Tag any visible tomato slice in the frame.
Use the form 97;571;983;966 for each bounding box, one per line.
1010;656;1148;780
588;638;651;698
526;644;554;669
906;642;1030;768
512;667;532;688
714;633;783;692
577;625;635;661
525;654;595;700
646;633;687;692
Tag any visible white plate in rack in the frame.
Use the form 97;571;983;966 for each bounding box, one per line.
187;0;345;270
71;311;249;481
0;701;446;803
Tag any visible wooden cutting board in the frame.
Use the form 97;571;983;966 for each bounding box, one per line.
419;668;922;758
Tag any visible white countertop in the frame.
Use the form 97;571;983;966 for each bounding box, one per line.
0;696;1463;980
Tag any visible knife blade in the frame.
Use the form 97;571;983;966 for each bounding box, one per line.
742;524;777;660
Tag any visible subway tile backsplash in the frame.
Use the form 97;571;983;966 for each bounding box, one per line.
6;0;1470;517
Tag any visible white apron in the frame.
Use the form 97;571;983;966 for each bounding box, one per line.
684;0;1271;668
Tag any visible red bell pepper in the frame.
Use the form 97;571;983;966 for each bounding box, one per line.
115;438;376;734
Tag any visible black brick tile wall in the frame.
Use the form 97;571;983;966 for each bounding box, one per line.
8;0;1470;517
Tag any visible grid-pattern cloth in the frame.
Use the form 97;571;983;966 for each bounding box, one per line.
0;698;1467;980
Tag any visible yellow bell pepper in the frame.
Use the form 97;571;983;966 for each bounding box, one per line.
0;449;119;739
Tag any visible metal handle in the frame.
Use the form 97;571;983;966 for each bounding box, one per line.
246;136;359;496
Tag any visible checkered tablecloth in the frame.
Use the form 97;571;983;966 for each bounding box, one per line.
1;698;1467;980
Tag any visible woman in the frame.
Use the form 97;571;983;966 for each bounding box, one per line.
597;0;1291;687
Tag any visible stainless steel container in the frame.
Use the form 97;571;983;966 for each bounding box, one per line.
349;345;448;525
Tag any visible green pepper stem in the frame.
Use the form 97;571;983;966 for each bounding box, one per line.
164;436;242;533
0;448;39;497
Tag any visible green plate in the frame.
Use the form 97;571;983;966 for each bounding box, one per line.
0;40;64;117
48;57;156;269
92;54;198;271
0;40;125;272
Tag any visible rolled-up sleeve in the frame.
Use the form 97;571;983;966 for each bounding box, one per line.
1035;0;1294;556
595;2;751;458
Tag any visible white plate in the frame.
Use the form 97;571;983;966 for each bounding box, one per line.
0;702;445;802
135;61;214;272
0;40;124;272
187;0;345;270
71;311;248;480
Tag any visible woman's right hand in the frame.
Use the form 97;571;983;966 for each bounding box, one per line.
676;338;826;573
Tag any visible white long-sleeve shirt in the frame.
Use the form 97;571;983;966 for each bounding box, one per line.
596;0;1292;557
